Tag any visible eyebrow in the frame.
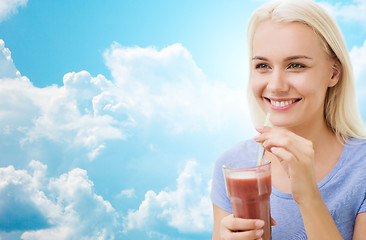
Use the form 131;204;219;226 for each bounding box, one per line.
252;55;313;61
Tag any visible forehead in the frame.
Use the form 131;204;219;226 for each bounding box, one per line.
252;20;325;59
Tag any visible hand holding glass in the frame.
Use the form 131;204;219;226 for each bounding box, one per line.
223;159;272;240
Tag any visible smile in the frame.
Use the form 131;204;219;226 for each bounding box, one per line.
271;99;296;107
265;97;302;109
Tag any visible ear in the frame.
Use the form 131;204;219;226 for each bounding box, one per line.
328;59;341;87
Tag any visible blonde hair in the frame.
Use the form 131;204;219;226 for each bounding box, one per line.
246;0;366;141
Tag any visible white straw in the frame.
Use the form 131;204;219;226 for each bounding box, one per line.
257;112;271;166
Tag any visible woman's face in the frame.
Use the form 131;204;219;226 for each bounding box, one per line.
251;20;340;129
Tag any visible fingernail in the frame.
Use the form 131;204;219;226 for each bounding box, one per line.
253;135;260;141
256;220;265;228
255;126;264;132
256;229;264;237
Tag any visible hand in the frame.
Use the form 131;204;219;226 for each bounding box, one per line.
254;126;319;204
219;214;266;240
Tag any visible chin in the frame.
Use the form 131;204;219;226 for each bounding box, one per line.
270;118;296;128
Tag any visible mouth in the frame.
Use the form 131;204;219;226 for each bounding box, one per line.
264;97;302;108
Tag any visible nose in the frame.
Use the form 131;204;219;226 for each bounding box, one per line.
266;69;289;93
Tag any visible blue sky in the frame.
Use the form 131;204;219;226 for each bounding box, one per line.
0;0;366;239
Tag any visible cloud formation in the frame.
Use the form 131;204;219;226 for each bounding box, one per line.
103;42;250;134
23;71;126;157
117;189;136;199
0;41;126;160
350;40;366;104
319;0;366;25
0;71;125;160
0;161;119;240
123;160;212;237
0;40;20;78
0;162;50;232
0;39;245;238
0;160;213;239
1;40;250;161
0;0;27;23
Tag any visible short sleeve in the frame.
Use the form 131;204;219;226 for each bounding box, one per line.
210;139;258;213
210;155;232;213
358;192;366;214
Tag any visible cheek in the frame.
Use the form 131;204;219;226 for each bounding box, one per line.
294;74;328;99
250;75;265;98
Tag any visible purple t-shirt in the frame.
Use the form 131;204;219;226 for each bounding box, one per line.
211;138;366;240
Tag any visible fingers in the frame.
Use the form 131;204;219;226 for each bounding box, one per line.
270;146;294;162
223;216;264;231
255;126;264;133
270;147;291;177
255;127;296;150
254;127;314;164
221;215;265;240
253;127;319;204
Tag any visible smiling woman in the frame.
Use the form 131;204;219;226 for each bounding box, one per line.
1;0;366;239
251;20;340;130
211;0;366;240
247;2;365;141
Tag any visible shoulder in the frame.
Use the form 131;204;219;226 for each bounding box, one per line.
346;137;366;147
337;138;366;181
215;139;258;169
344;138;366;163
211;139;258;213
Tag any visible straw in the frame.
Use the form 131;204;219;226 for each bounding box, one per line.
257;112;271;166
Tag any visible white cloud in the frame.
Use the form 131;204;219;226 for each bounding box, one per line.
350;40;366;83
0;73;126;160
117;188;136;199
0;163;50;232
24;71;127;149
123;160;212;236
87;144;105;160
0;40;21;78
0;40;252;238
103;42;250;134
1;39;252;161
0;161;119;240
319;0;366;25
0;0;27;23
350;40;366;104
0;51;127;160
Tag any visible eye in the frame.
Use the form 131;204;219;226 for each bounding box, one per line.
255;63;270;69
288;63;306;69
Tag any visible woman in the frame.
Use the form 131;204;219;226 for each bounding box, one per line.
211;0;366;239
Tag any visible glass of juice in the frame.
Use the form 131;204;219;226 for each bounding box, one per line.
223;159;271;240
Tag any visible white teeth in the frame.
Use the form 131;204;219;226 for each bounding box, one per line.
270;99;296;107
